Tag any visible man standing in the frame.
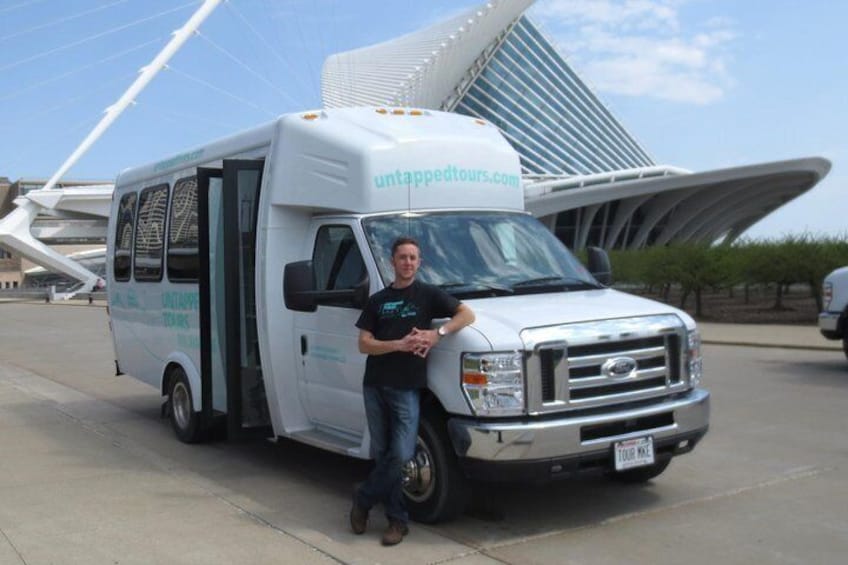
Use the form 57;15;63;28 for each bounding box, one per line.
351;236;475;545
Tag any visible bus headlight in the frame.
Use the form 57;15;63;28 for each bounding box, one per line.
461;352;524;416
686;330;703;387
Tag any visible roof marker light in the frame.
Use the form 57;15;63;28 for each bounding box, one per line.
302;113;319;120
410;109;423;116
392;109;406;115
376;108;388;114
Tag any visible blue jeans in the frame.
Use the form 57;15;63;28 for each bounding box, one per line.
355;386;420;524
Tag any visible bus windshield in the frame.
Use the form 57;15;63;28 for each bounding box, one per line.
361;211;600;296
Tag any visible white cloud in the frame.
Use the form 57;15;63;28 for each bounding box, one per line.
531;0;737;105
534;0;682;31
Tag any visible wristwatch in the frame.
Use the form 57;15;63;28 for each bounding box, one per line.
437;326;449;337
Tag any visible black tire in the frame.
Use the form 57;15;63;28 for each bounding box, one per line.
403;412;470;523
168;368;205;444
610;455;671;484
842;335;848;361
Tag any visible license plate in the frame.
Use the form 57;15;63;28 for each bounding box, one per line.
613;436;655;471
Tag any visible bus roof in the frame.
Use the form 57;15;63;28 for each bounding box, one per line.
115;107;525;214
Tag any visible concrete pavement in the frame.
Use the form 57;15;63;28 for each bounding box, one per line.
698;322;841;351
1;301;845;564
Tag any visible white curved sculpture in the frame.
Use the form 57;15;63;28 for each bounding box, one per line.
0;185;114;293
322;0;533;110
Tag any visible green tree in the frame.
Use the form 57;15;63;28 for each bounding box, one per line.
789;234;848;311
665;244;726;318
744;240;795;309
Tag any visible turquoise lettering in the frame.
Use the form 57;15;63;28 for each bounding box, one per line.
371;165;520;190
163;311;190;329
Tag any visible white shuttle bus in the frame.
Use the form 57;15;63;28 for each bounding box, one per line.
107;107;710;522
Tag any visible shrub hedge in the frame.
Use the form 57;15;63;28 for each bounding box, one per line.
605;235;848;314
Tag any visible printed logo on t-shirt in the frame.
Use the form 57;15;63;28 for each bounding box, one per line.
380;300;417;319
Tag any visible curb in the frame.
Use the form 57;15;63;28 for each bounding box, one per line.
0;299;107;308
702;339;841;352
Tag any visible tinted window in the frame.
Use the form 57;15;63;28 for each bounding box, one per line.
113;192;137;282
133;184;169;282
312;225;366;307
168;176;198;282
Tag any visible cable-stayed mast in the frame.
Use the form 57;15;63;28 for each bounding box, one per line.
41;0;223;192
0;0;223;295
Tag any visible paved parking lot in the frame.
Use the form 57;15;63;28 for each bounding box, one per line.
1;302;846;564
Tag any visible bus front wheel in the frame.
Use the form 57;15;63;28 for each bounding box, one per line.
403;411;469;523
168;368;204;443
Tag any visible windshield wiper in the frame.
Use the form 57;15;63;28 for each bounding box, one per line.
511;276;600;290
437;282;513;295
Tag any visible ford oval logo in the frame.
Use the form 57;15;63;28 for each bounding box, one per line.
602;357;637;379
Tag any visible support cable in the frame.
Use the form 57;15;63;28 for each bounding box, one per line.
0;37;166;104
5;115;100;179
290;2;321;101
165;65;278;118
195;30;300;107
0;1;198;73
139;104;242;132
0;72;138;132
0;0;130;44
0;0;47;16
40;0;223;192
224;0;316;102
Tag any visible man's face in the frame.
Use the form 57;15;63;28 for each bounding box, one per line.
391;243;421;283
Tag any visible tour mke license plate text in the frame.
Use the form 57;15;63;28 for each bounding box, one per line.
613;436;655;470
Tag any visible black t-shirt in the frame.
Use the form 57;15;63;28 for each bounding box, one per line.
355;280;461;389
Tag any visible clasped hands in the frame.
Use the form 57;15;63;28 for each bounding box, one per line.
398;327;440;358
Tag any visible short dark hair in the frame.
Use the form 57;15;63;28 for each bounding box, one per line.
391;236;420;257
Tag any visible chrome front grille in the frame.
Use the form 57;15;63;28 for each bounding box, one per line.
567;335;679;403
522;315;688;414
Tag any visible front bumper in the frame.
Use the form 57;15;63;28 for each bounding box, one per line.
818;312;841;339
447;388;710;482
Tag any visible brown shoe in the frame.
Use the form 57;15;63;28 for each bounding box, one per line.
381;520;409;546
350;501;368;535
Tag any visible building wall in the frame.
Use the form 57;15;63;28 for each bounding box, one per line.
453;16;653;176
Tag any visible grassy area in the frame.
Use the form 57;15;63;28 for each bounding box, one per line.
624;284;818;325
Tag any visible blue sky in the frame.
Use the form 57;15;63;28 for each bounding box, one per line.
0;0;844;239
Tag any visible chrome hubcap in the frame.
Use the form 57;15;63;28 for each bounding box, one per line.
402;437;434;502
172;381;192;431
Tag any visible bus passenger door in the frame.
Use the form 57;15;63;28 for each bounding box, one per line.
293;223;368;436
198;160;271;438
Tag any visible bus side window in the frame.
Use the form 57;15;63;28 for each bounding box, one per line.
113;192;138;282
312;225;366;307
168;176;199;282
134;184;170;282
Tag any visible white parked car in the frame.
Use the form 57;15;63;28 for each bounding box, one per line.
819;266;848;358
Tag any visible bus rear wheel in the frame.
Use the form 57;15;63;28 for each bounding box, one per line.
168;368;204;443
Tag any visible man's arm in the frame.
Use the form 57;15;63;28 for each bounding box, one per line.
414;303;476;355
439;303;475;336
358;329;425;356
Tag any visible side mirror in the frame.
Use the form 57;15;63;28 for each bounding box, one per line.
284;260;371;311
284;260;317;312
586;246;612;286
351;276;370;310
